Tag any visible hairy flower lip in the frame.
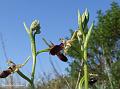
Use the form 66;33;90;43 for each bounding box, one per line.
0;64;17;78
0;69;12;78
49;43;68;62
56;52;68;62
49;43;64;55
0;63;24;78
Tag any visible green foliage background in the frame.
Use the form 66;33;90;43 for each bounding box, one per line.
65;2;120;89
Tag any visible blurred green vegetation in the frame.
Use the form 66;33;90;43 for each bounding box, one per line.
65;1;120;89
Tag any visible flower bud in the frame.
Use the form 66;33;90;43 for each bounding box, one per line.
85;9;89;21
30;20;41;34
77;30;82;43
82;12;86;23
82;9;89;29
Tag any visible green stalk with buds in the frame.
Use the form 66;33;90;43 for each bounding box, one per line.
77;9;93;89
23;20;49;88
0;20;49;89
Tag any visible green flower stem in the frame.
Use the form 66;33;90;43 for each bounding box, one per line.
83;23;93;89
29;32;36;88
24;22;47;89
17;70;32;84
16;56;31;84
83;50;88;89
36;48;50;56
29;35;49;88
23;23;36;85
81;33;88;89
79;76;85;89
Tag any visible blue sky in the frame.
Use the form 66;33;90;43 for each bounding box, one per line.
0;0;120;82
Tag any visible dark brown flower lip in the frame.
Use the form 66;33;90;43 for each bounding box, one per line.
0;64;18;78
56;52;68;62
0;69;12;78
49;43;64;55
49;43;68;62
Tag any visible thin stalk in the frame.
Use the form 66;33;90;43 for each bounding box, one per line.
36;48;50;56
83;23;93;89
79;76;85;89
24;21;42;89
75;72;81;89
103;49;114;89
29;33;37;88
17;70;32;84
83;34;88;89
83;50;88;89
16;56;32;85
104;61;114;89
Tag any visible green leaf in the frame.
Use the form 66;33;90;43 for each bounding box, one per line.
84;23;94;48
